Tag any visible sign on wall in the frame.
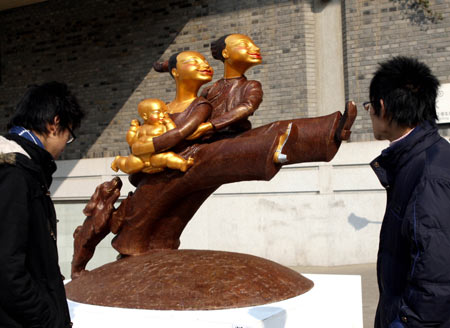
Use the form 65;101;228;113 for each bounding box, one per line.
437;83;450;124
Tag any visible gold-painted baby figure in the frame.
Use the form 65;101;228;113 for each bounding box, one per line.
111;98;194;174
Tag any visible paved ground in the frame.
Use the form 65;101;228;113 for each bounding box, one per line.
291;263;377;328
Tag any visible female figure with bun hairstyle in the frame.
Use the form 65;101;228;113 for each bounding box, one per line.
110;51;215;175
71;51;215;275
133;51;214;160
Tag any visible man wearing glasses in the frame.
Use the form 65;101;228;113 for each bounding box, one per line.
0;82;84;328
365;57;450;327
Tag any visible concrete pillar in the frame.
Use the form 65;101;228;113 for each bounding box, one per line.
314;0;346;116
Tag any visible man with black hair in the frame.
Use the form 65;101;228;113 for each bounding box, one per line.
0;81;84;327
366;56;450;327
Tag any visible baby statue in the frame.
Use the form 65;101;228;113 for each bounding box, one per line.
111;98;194;174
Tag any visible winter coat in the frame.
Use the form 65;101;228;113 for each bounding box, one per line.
372;121;450;328
0;134;71;328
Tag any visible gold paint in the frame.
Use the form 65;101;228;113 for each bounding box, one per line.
167;51;213;114
186;122;213;140
111;98;194;174
187;34;262;139
222;34;262;79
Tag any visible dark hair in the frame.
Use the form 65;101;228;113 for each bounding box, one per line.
369;56;439;126
7;81;84;134
153;52;181;78
211;34;231;62
168;52;180;78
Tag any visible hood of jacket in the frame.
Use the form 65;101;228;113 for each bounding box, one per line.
0;134;56;188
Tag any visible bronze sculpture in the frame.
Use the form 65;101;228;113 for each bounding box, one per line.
67;34;357;310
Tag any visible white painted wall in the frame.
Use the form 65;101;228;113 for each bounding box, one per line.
53;140;389;278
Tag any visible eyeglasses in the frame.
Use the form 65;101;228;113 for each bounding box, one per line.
362;101;373;112
67;127;76;144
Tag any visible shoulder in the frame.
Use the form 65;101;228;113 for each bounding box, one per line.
244;79;262;88
413;141;450;202
183;97;212;115
201;80;223;97
0;152;41;182
0;161;33;198
242;79;263;96
424;138;450;180
195;96;213;108
200;84;213;97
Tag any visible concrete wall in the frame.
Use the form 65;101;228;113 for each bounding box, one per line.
53;140;389;279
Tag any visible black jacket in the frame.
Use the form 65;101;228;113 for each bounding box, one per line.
0;134;71;328
372;121;450;328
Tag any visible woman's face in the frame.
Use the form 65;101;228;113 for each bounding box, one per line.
173;51;213;82
223;34;262;66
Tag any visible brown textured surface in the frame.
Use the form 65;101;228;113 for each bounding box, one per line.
65;249;313;310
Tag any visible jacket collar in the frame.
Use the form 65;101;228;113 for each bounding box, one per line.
2;133;56;188
370;120;441;188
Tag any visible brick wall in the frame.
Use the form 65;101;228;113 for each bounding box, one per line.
342;0;450;141
1;0;450;159
0;0;316;159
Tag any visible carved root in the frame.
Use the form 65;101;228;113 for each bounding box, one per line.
71;177;123;279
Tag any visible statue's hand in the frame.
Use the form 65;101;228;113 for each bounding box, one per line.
130;119;140;127
163;115;176;130
186;122;213;140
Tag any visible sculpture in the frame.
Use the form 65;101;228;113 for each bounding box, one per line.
71;50;214;274
111;98;194;174
187;33;263;141
71;177;122;279
69;34;357;303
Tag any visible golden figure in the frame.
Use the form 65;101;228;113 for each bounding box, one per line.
111;98;194;174
165;51;214;113
187;33;262;140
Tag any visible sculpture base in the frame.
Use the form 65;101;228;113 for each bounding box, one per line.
65;249;313;310
66;273;363;327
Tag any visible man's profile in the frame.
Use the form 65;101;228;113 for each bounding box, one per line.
366;56;450;327
0;81;84;328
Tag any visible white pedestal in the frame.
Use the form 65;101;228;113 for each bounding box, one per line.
68;274;363;328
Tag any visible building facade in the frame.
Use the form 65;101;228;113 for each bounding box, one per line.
1;0;450;276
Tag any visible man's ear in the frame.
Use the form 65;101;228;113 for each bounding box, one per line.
379;99;387;118
171;68;178;78
46;116;60;135
222;48;229;60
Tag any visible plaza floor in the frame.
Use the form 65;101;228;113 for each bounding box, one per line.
291;263;377;328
